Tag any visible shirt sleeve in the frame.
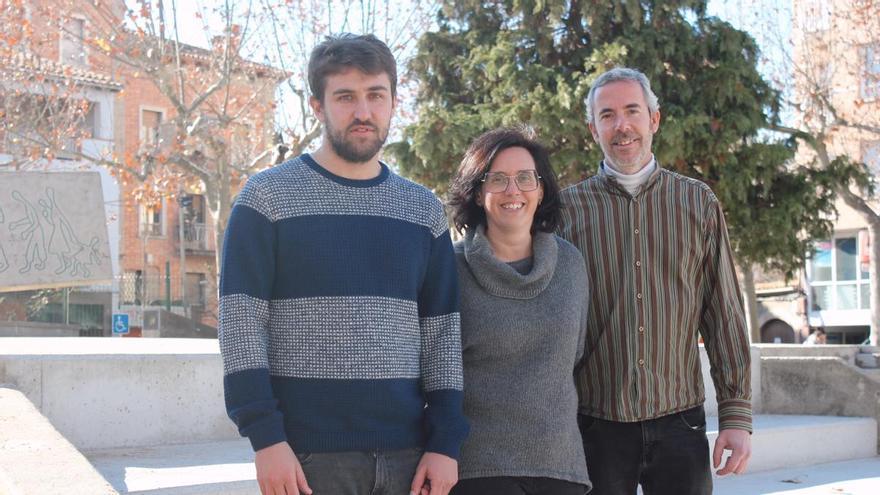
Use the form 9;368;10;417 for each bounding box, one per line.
698;197;753;433
218;177;287;451
417;210;469;459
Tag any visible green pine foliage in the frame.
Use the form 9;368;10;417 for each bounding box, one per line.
389;0;849;277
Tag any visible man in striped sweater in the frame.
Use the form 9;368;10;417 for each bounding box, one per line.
559;67;752;495
219;34;468;495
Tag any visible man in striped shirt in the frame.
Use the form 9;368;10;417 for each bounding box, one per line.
559;67;752;495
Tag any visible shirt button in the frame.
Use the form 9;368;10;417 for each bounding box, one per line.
634;228;640;234
637;293;643;299
638;326;645;333
635;261;641;267
638;359;645;366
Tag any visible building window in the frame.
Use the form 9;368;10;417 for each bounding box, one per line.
31;302;103;330
182;194;210;251
186;272;207;306
863;141;880;176
82;102;99;139
1;95;95;156
139;200;164;237
60;17;86;66
862;43;880;101
140;109;162;147
121;271;141;305
810;235;870;311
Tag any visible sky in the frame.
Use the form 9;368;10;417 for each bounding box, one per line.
127;0;797;134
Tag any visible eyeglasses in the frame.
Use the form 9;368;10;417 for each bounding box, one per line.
481;170;542;193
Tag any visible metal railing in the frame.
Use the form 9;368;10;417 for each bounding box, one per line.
140;222;163;237
178;222;215;252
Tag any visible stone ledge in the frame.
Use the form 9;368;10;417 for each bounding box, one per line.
0;337;220;356
0;386;118;494
715;457;880;495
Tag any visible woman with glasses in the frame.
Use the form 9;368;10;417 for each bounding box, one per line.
447;127;591;495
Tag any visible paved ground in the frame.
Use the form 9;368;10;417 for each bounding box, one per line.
88;438;880;495
87;440;256;493
714;457;880;494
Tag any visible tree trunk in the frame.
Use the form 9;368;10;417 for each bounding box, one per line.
837;187;880;347
740;264;761;343
214;178;232;278
869;222;880;346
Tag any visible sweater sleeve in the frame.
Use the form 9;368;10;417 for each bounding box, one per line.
571;242;589;369
417;212;469;459
698;197;752;433
218;178;286;452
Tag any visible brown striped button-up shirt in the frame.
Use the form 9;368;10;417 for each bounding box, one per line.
558;162;752;432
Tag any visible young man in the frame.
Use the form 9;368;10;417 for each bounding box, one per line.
558;67;753;495
219;34;468;495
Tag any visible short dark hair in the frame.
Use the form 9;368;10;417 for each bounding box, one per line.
447;126;561;235
308;33;397;102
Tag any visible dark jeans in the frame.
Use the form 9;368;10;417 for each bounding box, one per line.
578;406;712;495
296;448;422;495
451;476;589;495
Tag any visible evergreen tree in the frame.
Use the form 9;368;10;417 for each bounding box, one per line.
390;0;851;339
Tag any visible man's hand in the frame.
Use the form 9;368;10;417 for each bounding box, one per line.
254;441;312;495
713;428;751;476
410;452;458;495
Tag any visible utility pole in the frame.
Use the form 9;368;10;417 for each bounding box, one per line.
178;192;189;318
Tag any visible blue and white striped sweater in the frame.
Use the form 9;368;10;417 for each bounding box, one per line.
219;154;468;458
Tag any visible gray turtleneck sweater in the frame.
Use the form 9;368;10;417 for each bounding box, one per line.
453;225;590;487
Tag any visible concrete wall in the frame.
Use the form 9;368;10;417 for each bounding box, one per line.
0;321;81;336
761;356;880;451
0;338;238;450
755;343;862;365
0;337;766;452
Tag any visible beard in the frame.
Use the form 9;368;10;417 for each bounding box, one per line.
602;131;652;172
326;118;389;164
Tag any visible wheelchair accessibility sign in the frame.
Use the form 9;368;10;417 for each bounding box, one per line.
112;314;129;335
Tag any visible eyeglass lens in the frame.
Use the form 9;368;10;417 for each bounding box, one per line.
483;171;539;192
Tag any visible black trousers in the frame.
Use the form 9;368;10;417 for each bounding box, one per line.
578;406;712;495
451;476;589;495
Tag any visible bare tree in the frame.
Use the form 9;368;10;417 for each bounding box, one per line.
723;0;880;345
0;0;438;276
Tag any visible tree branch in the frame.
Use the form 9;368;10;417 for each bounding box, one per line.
837;185;880;224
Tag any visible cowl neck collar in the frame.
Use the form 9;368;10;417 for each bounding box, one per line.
462;224;558;300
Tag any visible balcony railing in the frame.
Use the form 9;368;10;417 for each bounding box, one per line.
178;223;215;253
140;222;163;237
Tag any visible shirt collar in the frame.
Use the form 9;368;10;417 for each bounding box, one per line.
597;156;663;197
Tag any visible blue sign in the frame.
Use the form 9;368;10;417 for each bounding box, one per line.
112;313;129;335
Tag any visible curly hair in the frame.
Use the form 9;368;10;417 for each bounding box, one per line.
447;126;560;235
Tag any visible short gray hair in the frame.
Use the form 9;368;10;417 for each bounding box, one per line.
585;67;660;124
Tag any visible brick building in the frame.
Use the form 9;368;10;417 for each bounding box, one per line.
789;0;879;345
0;0;285;334
738;0;880;345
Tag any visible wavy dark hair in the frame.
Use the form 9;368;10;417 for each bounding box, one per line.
308;33;397;102
447;126;561;235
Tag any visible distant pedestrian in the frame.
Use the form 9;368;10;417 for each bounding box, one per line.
803;327;827;345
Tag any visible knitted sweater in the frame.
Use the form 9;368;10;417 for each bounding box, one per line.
218;154;468;458
454;225;590;486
